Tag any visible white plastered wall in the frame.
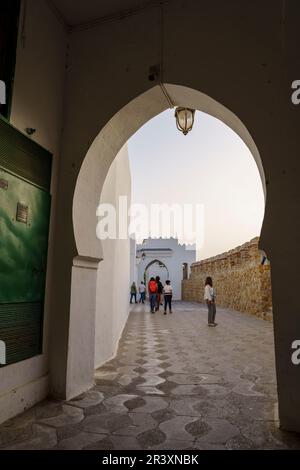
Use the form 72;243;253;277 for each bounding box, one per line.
94;145;131;369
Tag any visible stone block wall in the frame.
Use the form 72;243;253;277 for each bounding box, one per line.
182;238;273;321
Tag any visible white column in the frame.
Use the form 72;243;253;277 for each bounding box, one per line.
65;256;100;400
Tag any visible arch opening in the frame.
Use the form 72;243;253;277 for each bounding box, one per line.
143;258;170;285
70;83;274;432
73;83;266;262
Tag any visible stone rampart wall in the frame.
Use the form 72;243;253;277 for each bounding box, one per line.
182;238;273;321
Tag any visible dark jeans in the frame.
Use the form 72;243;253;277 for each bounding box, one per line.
139;292;145;303
130;293;137;303
156;293;162;310
149;293;157;312
207;300;216;323
164;295;172;312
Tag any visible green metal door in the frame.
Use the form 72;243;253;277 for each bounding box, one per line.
0;119;52;366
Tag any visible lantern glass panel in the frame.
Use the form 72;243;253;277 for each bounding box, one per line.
176;108;195;134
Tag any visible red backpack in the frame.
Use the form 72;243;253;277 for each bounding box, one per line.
148;280;157;293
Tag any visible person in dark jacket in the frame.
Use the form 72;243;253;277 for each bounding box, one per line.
155;276;164;311
130;282;138;304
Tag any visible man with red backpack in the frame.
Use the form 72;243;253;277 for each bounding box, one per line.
148;277;158;314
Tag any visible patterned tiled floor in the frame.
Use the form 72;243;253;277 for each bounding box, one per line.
1;302;300;450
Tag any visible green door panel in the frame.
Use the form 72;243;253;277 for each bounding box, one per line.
0;119;52;366
0;302;43;365
0;169;51;303
0;118;52;190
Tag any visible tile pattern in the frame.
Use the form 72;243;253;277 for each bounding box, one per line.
1;302;300;450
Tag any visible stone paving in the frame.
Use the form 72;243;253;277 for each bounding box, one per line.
1;302;300;450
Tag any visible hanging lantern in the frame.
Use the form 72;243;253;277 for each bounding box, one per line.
175;107;196;135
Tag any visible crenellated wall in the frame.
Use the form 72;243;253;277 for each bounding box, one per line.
182;238;273;321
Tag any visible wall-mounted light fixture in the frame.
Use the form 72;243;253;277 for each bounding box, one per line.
175;107;196;135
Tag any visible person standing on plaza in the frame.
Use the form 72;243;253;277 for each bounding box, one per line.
148;277;158;313
155;276;164;311
204;276;217;326
139;281;146;304
163;280;173;315
130;282;138;304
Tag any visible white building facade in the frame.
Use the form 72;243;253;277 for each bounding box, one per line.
135;238;196;300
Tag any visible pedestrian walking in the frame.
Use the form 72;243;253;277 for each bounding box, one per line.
139;281;146;303
155;276;164;311
163;280;173;315
148;277;158;313
130;282;138;304
204;276;217;326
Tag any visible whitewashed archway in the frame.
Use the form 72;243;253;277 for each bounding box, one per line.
73;84;265;261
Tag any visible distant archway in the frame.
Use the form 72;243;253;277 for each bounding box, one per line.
182;263;188;280
143;258;170;285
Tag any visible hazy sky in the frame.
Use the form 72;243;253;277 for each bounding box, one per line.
128;109;265;260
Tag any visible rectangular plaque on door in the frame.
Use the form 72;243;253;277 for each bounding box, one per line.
16;203;29;224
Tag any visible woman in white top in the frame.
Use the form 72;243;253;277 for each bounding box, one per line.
139;281;146;303
204;276;217;327
163;280;173;315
